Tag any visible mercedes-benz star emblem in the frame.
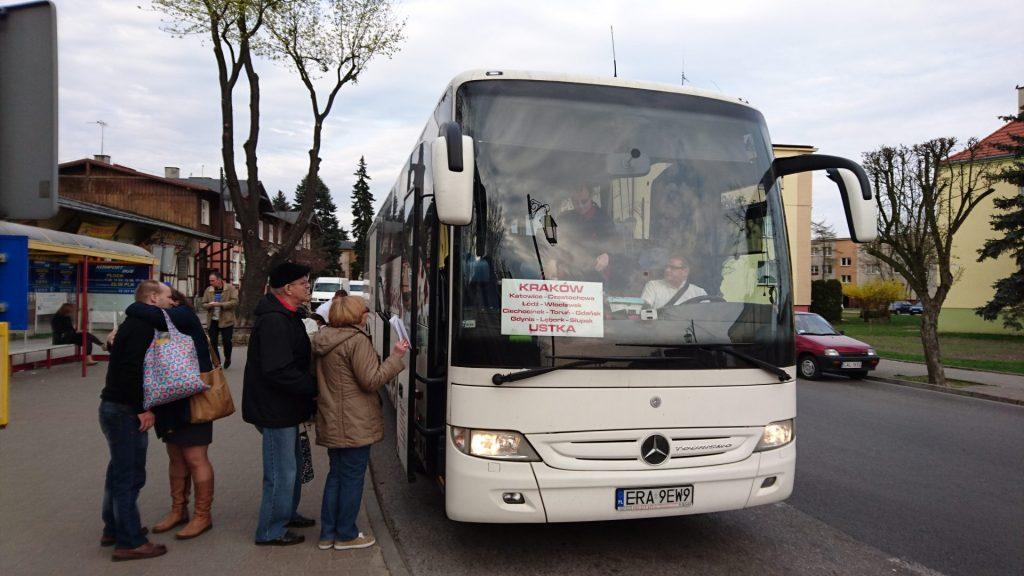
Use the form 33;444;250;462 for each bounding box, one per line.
640;434;670;465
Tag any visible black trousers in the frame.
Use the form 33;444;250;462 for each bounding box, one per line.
208;320;234;362
59;331;103;355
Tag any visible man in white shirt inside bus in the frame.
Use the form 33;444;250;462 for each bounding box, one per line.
641;253;707;309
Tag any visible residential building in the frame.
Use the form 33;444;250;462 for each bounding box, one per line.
940;87;1024;334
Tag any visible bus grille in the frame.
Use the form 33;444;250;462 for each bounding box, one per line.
526;427;762;471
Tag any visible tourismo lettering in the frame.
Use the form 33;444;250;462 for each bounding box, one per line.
518;282;584;293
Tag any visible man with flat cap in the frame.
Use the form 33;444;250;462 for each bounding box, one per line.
243;262;318;546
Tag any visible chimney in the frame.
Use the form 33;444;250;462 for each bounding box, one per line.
1018;85;1023;114
93;154;111;164
164;166;181;179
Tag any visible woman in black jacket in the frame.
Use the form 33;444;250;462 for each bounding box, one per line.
51;303;104;365
126;290;218;540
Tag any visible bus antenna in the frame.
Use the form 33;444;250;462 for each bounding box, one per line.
610;26;618;78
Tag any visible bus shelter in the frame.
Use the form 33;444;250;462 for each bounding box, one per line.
0;221;157;377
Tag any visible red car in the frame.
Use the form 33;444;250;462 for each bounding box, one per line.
795;312;879;380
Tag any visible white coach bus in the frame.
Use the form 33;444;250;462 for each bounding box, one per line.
366;70;876;523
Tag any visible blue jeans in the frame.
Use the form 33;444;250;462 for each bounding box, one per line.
99;400;149;549
255;426;303;542
320;445;371;541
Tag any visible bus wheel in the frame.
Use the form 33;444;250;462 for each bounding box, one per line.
799;355;821;380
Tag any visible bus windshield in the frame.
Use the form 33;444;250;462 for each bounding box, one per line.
452;80;793;370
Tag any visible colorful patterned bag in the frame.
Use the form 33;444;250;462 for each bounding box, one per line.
142;310;209;410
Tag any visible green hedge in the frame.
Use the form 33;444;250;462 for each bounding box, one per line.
811;279;844;323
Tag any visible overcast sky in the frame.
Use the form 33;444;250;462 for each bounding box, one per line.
50;0;1024;236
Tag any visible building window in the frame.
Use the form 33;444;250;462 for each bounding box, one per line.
824;265;833;275
823;246;833;257
811;265;820;275
258;221;264;240
841;274;852;283
233;214;241;230
200;199;211;226
840;257;851;266
811;247;820;255
224;196;233;212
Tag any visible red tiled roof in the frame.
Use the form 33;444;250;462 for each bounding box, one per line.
947;119;1024;162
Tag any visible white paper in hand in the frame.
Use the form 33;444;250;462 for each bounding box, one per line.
389;315;410;343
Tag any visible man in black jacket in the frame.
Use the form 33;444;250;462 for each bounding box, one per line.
98;279;172;561
244;262;318;546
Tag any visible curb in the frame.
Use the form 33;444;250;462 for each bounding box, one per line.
865;375;1024;407
879;357;1023;377
364;465;411;576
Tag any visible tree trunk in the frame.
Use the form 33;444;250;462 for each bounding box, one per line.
237;239;271;328
919;304;947;386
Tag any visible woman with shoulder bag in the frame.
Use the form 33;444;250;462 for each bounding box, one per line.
142;289;218;539
312;296;408;551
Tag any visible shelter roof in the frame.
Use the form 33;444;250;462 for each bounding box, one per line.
0;220;157;265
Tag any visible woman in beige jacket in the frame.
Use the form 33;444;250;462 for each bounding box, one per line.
312;296;408;551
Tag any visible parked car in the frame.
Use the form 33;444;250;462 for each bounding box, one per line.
311;276;348;307
348;280;370;301
889;300;923;315
795;312;879;380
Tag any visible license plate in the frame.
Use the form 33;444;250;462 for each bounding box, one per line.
616;485;694;511
841;361;862;368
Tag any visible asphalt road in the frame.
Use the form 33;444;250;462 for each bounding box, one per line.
789;375;1024;576
369;375;1024;576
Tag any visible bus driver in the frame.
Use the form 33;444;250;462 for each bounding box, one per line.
641;253;707;309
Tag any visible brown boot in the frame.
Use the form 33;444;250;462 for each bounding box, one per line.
176;478;213;539
151;473;190;533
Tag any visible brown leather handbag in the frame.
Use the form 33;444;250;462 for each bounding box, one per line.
190;338;235;423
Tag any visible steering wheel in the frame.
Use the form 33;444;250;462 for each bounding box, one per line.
678;294;726;305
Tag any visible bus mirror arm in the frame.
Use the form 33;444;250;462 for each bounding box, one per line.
771;154;878;243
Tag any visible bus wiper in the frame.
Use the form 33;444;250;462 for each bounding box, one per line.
616;343;792;382
491;358;608;385
491;355;681;385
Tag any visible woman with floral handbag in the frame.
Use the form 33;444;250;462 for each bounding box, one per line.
127;289;219;540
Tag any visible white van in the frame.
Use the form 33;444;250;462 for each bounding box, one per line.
311;276;348;307
348;280;370;301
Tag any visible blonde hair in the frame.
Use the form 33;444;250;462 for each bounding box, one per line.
135;280;163;303
328;296;369;328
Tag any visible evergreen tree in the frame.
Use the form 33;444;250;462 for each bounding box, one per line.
350;156;375;279
271;190;291;211
294;175;349;275
976;112;1024;330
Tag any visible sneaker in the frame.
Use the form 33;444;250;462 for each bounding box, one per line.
317;539;335;550
334;533;375;550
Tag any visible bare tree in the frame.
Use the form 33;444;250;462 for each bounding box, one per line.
153;0;404;321
862;138;995;385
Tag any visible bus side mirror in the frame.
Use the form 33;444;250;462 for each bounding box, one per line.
772;154;878;243
432;122;474;225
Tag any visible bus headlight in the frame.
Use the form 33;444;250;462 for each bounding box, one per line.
450;427;541;461
755;419;794;452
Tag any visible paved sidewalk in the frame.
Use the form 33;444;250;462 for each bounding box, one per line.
0;350;395;576
869;359;1024;405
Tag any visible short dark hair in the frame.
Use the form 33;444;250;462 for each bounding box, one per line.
208;270;224;280
170;288;193;310
334;289;348;298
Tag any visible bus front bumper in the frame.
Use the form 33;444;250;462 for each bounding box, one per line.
444;440;795;523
